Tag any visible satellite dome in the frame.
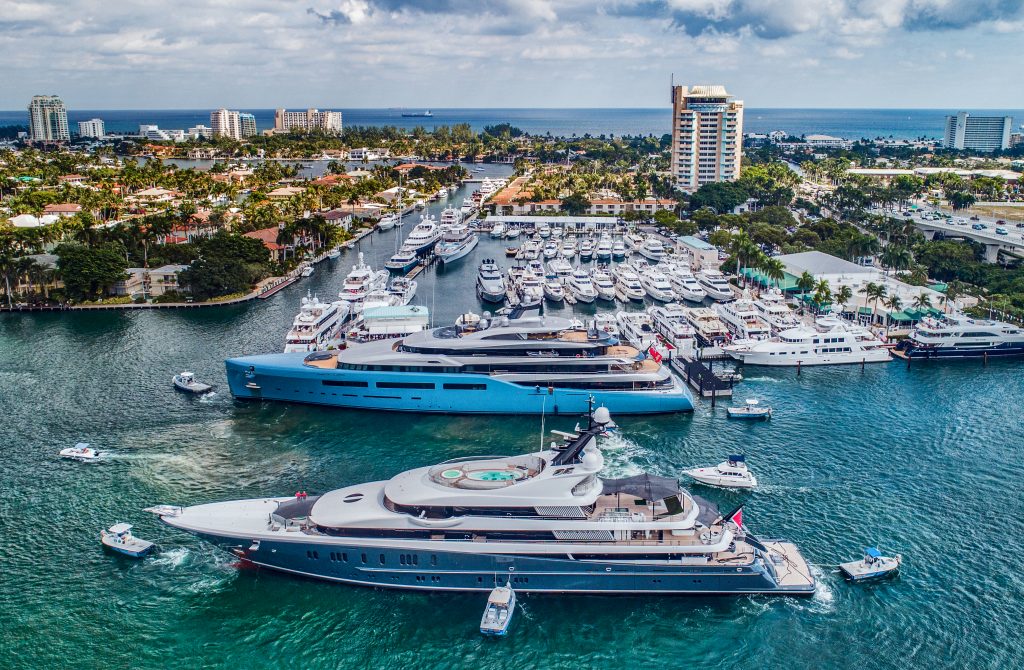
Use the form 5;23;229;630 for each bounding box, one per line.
582;449;602;470
593;407;611;425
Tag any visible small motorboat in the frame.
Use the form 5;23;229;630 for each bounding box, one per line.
59;442;100;461
327;248;341;260
173;372;213;394
685;454;757;489
839;547;902;582
100;523;155;558
505;246;518;257
300;264;315;277
727;398;771;420
480;582;516;636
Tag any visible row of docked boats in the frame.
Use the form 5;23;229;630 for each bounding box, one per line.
508;231;667;264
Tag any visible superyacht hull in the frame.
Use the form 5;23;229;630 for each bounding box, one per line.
225;354;693;414
166;526;812;596
438;236;479;264
896;342;1024;359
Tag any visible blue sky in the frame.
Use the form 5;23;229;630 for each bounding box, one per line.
2;0;1022;109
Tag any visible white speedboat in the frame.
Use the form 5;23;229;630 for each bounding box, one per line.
839;548;902;582
726;399;772;420
590;268;617;302
536;222;551;238
595;236;613;262
579;238;595;261
299;264;315;278
173;372;212;394
566;269;597;303
686;455;757;489
506;227;522;239
544;278;565;302
490;222;507;238
480;583;516;636
611;238;627;260
101;523;155;558
60;442;100;461
696;270;734;302
542;241;559;259
377;213;399;231
327;248;341;260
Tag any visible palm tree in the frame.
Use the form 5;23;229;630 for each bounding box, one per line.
812;279;832;312
943;281;964;314
912;292;932;311
795;271;815;312
727;232;759;286
835;284;853;315
759;257;786;291
884;295;903;331
859;282;888;324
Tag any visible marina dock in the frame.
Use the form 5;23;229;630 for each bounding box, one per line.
669;356;735;403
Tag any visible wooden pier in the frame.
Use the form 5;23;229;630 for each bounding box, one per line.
669;356;735;405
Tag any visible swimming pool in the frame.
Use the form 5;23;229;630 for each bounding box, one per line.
466;470;524;482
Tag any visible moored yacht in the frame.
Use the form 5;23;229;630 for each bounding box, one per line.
157;409;813;595
590;268;617;302
611;238;627;260
667;268;706;303
476;259;507;303
436;223;479;264
612;266;645;302
440;206;463;227
402;215;443;255
385;246;420;274
639;268;675;302
638;237;666;262
696;270;734;302
649;303;697;357
284;293;352;353
489;222;507;238
895;313;1024;359
726;317;891;366
595;236;613;262
684;307;730;348
377;213;399;231
566;269;597;303
752;290;800;334
226;314;694;414
714;299;772;341
339;253;389;307
579;238;595;261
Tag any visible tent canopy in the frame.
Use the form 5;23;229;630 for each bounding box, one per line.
600;474;680;501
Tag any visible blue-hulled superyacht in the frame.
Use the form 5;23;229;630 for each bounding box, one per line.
226;314;693;414
156;409;815;596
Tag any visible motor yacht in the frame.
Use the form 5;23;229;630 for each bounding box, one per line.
686;455;758;488
386;277;417;306
639;268;675;302
616;311;659;351
666;268;706;303
284;293;352;353
560;239;577;258
514;270;544;310
440;206;463;227
401;216;443;255
611;238;627;260
506;227;522;239
436;223;479;264
579;238;595;261
725;317;892;366
638;237;666;263
714;299;772;341
339;253;389;306
544;278;565;302
696;270;734;302
377;213;399;231
566;269;598;303
612;266;645;302
476;259;507;303
385;246;420;274
345;304;430;345
896;313;1024;360
226;315;695;414
327;248;341;260
542;241;559;259
536;222;551;238
596;236;613;262
624;231;645;251
684;307;731;347
158;408;816;595
490;223;507;238
547;258;573;282
648;304;697;357
752;290;800;333
590;269;617;302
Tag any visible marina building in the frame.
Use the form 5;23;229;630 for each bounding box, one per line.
669;84;743;191
77;118;105;139
273;108;343;134
943;112;1012;152
28;95;70;142
676;235;721;271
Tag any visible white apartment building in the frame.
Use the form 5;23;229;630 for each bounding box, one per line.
670;84;743;192
188;125;212;139
77;118;105;138
28;95;70;142
210;108;242;140
274;108;343;134
943;112;1012;152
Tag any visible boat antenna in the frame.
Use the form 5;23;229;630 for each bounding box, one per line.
539;395;547;450
587;394;595;429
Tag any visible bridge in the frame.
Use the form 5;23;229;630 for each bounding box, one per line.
914;218;1024;263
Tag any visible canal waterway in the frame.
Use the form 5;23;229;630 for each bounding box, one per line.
1;185;1022;668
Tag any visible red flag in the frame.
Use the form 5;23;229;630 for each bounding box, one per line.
728;507;743;527
647;345;663;363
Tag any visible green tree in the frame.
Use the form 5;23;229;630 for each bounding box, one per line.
560;193;591;216
178;233;273;301
54;242;129;301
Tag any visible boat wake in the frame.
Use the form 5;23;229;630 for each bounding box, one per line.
600;435;647;478
741;376;783;384
198;392;220;403
150;546;190;569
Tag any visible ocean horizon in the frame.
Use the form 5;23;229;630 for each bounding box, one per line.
2;107;1022;141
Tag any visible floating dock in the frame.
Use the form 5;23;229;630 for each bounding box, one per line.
669;356;735;403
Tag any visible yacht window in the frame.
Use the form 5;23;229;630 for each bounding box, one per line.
323;380;369;388
379;554;386;565
442;383;487;390
376;382;435;389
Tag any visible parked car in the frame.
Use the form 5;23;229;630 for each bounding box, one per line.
972;223;987;230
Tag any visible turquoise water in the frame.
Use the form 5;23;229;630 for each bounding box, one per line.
2;192;1023;667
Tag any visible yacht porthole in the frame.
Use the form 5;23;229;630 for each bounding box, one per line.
606;567;612;572
508;566;515;571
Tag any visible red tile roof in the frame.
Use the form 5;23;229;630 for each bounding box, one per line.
244;227;286;251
